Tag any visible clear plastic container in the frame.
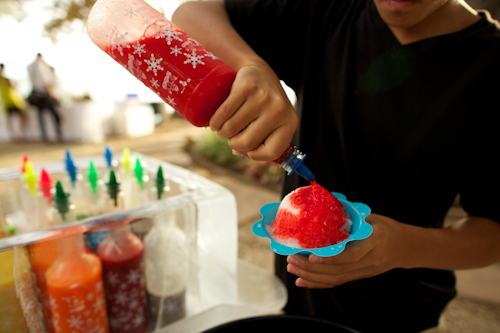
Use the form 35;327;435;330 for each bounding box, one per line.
0;152;286;332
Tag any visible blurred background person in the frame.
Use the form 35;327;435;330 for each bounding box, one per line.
27;53;62;142
0;63;28;141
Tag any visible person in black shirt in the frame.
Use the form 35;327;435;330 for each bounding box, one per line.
173;1;500;332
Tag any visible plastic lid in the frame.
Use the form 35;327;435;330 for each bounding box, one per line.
155;166;166;200
52;181;71;220
106;170;121;207
87;161;100;195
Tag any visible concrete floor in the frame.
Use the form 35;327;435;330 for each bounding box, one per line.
1;117;499;332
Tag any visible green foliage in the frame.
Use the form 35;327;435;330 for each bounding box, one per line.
193;130;284;186
194;130;242;166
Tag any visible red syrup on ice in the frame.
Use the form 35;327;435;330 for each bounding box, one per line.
271;184;349;248
97;225;148;333
105;20;236;127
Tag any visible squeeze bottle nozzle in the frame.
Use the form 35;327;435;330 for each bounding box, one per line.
106;170;121;207
134;158;145;190
87;161;99;195
20;154;29;173
52;181;70;221
39;168;54;204
104;145;113;168
122;148;131;174
272;143;315;182
65;149;77;187
23;161;38;197
155;166;166;200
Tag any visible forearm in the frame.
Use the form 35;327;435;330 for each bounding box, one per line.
402;216;500;270
172;0;268;71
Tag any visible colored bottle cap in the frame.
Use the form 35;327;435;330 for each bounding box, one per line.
52;181;71;221
65;149;77;187
134;158;145;190
106;170;121;207
122;147;131;174
104;145;113;168
155;166;166;200
22;161;38;197
38;168;54;204
86;161;100;195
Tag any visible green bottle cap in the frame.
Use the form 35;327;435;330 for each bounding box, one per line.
155;166;166;200
51;181;70;221
134;158;145;190
106;170;121;207
87;161;100;195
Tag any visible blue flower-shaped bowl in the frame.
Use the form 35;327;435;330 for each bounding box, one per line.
252;192;372;257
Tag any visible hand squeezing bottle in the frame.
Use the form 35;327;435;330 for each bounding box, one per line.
86;0;314;182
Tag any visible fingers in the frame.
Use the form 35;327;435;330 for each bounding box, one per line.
208;65;299;161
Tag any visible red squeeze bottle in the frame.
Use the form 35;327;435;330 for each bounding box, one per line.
97;224;148;333
87;0;315;181
86;0;236;128
96;171;148;333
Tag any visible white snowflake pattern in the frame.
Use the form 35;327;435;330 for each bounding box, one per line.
114;290;129;305
110;28;131;56
133;313;146;328
132;42;147;57
181;37;202;52
53;318;62;332
86;292;95;302
203;50;218;60
127;53;146;79
145;54;164;76
179;78;191;94
124;8;137;19
183;50;205;69
96;281;103;293
155;23;183;45
162;71;180;94
166;96;176;106
67;315;84;329
150;78;160;89
50;297;59;310
62;297;85;314
107;271;120;286
128;298;140;310
93;296;106;313
170;45;183;56
126;268;142;284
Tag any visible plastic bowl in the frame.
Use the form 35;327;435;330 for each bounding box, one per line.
252;192;372;257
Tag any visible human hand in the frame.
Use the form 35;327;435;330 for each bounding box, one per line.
286;213;416;289
209;64;299;161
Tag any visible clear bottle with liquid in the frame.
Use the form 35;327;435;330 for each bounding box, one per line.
144;211;188;329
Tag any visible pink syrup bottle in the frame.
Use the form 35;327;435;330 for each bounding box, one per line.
96;170;148;333
86;0;315;182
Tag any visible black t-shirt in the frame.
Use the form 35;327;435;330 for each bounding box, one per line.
225;0;500;332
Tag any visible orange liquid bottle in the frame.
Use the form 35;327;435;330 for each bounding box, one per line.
46;233;109;333
29;239;59;333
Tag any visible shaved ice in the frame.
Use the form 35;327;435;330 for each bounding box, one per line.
267;183;351;248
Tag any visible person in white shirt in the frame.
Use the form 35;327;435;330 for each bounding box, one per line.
27;53;62;141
